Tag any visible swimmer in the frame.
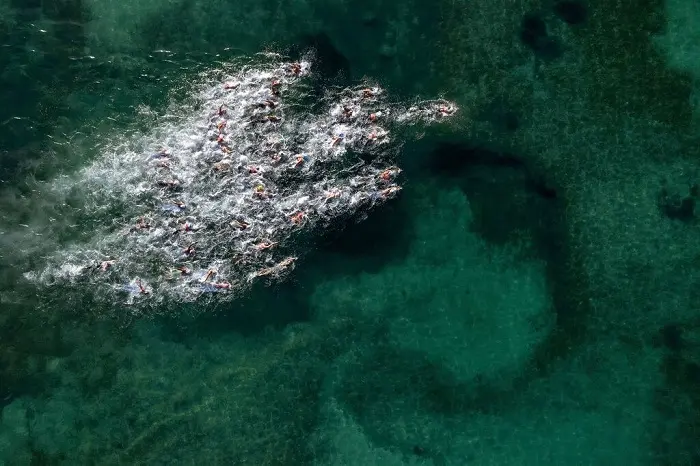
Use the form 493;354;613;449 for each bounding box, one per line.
100;260;115;272
258;99;277;109
161;202;185;214
202;269;216;282
136;279;149;295
293;154;309;168
178;266;192;276
290;211;305;225
183;243;196;256
343;106;353;118
213;160;231;171
250;256;298;279
362;88;375;99
271;79;282;95
231;219;249;230
323;188;341;200
157;179;181;190
136;217;151;230
278;256;297;268
248;166;259;174
380;186;402;198
331;135;344;147
437;104;455;116
367;128;387;141
253;185;267;198
224;81;238;90
213;281;231;290
155;158;170;169
289;62;302;75
217;121;227;132
250;267;272;279
254;240;277;251
218;104;227;116
379;167;400;181
150;148;169;159
369;112;382;122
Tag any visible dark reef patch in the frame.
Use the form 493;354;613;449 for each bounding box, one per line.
425;141;589;378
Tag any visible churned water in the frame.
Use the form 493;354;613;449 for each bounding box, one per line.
1;0;699;464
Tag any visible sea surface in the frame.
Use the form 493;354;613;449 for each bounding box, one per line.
1;0;700;464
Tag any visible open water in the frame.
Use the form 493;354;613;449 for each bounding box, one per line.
1;0;700;464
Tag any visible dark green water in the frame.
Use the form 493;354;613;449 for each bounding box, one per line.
2;0;700;464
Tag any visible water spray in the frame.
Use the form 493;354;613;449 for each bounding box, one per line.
24;54;457;311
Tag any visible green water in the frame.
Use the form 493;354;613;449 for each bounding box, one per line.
1;0;700;464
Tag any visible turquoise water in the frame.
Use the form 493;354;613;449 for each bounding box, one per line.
2;0;700;464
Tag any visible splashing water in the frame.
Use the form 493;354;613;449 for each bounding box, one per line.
23;53;457;312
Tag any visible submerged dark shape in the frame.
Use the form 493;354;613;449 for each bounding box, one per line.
520;14;548;48
520;13;562;60
658;184;697;222
686;361;700;384
426;142;560;263
314;191;413;275
554;0;588;25
659;323;684;351
426;141;592;381
428;143;551;194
